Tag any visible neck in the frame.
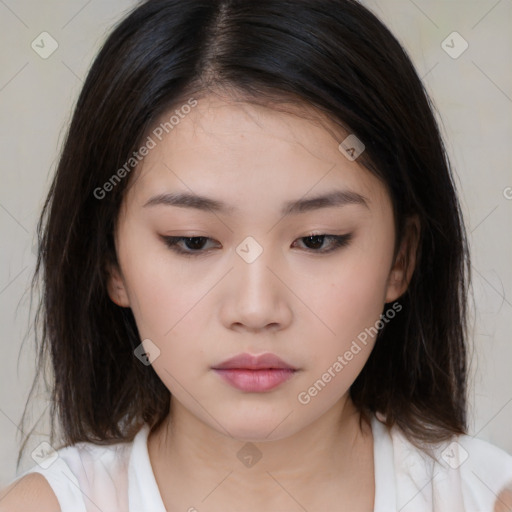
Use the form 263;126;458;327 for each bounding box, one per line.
148;395;374;510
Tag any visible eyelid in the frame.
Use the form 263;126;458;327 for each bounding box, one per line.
159;233;353;257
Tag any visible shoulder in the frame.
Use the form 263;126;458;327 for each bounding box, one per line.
385;419;512;511
454;433;512;480
0;429;143;512
495;485;512;512
0;473;60;512
456;435;512;509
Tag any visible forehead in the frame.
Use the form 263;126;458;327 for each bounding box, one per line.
124;95;390;216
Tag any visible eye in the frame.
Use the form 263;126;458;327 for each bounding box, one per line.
161;236;218;257
160;233;353;257
292;233;353;253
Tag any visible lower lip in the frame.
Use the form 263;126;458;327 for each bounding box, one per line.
213;368;296;392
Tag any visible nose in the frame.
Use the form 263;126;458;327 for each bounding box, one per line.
219;239;293;333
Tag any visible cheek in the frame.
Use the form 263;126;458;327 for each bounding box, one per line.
125;259;209;392
116;226;193;340
305;232;394;381
128;265;203;344
296;264;392;408
323;234;393;329
120;250;219;391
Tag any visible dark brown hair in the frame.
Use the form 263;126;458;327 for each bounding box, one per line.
18;0;470;468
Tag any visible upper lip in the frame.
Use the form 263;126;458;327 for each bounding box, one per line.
212;353;297;370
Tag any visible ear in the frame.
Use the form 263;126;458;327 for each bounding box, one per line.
106;261;131;308
384;215;420;304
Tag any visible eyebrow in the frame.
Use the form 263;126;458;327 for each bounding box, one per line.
143;189;369;216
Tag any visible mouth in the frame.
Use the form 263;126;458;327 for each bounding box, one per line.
211;352;298;392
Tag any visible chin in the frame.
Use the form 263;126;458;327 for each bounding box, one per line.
212;407;301;443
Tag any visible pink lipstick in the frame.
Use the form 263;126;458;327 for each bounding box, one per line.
211;353;297;392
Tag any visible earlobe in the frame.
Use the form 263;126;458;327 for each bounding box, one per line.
106;262;131;307
384;215;420;304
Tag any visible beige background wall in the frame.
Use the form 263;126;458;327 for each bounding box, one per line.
0;0;511;485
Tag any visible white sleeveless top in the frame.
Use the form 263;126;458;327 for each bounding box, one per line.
10;414;512;511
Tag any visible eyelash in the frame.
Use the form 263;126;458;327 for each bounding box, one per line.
160;233;353;257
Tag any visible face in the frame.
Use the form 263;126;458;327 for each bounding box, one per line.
107;93;417;441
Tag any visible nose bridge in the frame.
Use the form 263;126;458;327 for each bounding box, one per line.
227;234;289;329
234;234;278;296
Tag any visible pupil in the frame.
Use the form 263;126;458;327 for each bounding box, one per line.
187;237;206;250
306;235;324;249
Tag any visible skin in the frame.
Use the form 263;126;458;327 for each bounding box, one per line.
106;92;419;511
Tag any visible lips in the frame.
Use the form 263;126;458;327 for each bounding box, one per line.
211;353;298;392
212;352;297;371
